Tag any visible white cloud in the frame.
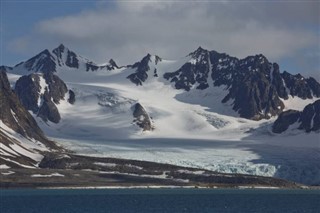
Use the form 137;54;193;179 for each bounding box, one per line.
7;0;320;78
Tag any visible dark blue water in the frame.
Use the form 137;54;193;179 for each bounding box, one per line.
1;188;319;213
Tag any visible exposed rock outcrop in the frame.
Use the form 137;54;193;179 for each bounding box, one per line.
68;90;76;104
0;70;58;149
37;90;61;123
127;54;162;85
14;73;41;113
272;100;320;133
164;47;210;91
298;100;320;132
8;44;114;75
15;72;71;123
23;49;57;73
132;103;153;131
52;44;79;68
3;45;320;121
272;110;301;133
281;71;319;99
104;59;119;70
163;47;319;120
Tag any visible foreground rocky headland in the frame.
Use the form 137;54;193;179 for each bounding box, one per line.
1;153;302;189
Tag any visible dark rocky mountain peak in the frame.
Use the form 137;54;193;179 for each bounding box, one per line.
127;54;161;86
164;47;212;91
281;71;320;99
136;53;152;67
109;59;118;68
20;49;56;74
52;44;79;68
154;55;162;65
164;47;320;120
14;72;74;123
4;44;104;74
273;100;320;133
102;59;120;71
188;46;209;58
56;43;66;51
163;47;320;120
217;53;286;119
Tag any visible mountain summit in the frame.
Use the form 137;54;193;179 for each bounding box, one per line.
2;46;320;120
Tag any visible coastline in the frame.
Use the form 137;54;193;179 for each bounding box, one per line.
1;153;309;190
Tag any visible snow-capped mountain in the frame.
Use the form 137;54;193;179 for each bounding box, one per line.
2;44;119;75
127;54;162;86
163;47;320;119
1;44;320;185
4;45;319;121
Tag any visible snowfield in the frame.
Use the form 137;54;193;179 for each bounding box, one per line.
5;53;320;185
0;120;47;168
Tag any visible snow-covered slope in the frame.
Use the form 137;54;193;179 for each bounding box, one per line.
0;120;47;169
3;45;320;185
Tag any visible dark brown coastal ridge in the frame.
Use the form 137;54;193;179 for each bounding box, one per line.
1;153;302;189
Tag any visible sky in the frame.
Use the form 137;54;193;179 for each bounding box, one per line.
1;0;319;80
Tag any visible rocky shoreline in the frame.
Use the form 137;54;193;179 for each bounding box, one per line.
1;153;302;189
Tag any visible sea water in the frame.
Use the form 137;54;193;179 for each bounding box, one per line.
1;188;319;213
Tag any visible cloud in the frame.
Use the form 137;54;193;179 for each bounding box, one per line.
8;37;31;54
6;0;320;79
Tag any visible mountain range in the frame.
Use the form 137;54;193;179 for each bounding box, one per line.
1;44;319;185
3;44;320;121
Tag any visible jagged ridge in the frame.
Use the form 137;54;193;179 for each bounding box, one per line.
273;100;320;133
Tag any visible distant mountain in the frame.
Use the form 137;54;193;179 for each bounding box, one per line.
273;100;320;133
121;46;320;120
127;54;162;85
2;44;120;75
163;47;320;120
2;44;319;122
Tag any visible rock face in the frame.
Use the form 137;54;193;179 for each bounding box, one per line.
273;100;320;133
4;45;320;121
127;54;162;85
8;44;116;74
68;90;76;104
219;56;285;119
52;44;79;68
132;103;153;131
164;47;210;91
0;70;57;149
14;72;74;123
298;100;320;132
163;47;320;120
281;71;320;99
272;110;301;133
23;49;57;74
14;74;41;113
104;59;119;71
37;90;61;123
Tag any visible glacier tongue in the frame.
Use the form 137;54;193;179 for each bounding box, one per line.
51;135;320;185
